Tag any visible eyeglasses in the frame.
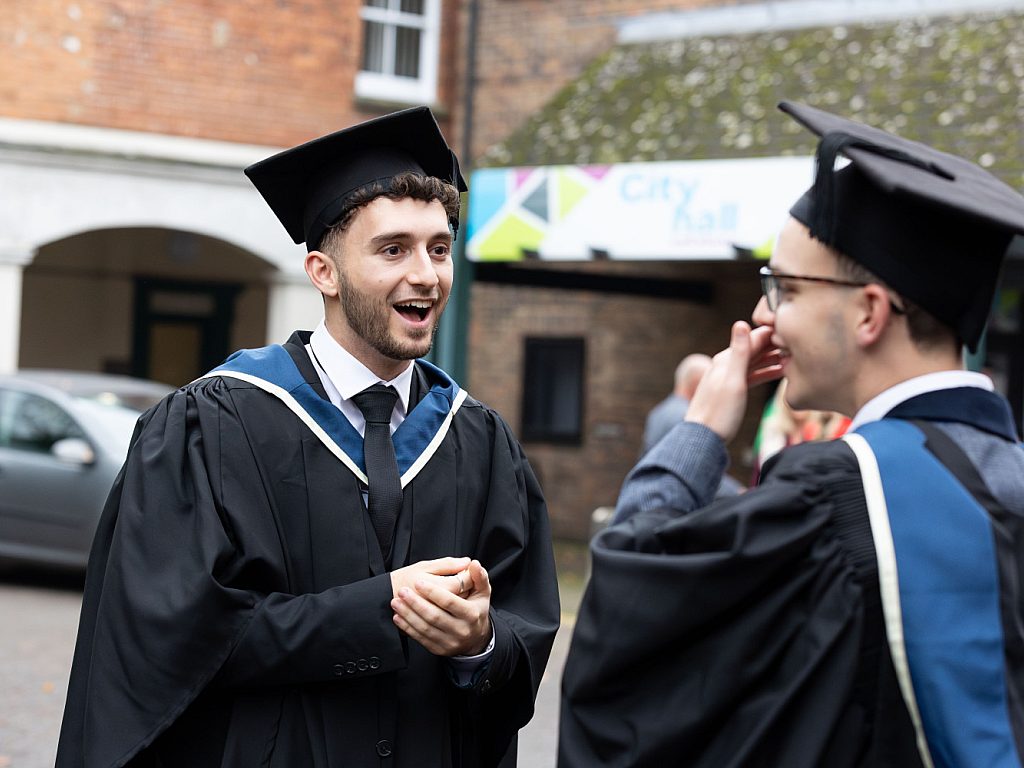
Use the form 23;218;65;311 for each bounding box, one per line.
758;265;905;315
758;266;869;311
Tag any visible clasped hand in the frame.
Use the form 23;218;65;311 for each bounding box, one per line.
390;557;492;657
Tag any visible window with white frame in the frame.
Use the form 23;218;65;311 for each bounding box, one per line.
357;0;440;105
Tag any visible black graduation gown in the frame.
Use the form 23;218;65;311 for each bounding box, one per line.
57;332;560;768
559;389;1024;768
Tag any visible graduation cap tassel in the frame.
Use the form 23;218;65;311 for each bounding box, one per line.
810;132;848;243
450;149;463;241
812;132;958;245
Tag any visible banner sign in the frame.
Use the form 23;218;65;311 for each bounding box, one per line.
466;155;814;261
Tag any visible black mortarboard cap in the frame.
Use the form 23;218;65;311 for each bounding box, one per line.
780;100;1024;351
245;106;467;251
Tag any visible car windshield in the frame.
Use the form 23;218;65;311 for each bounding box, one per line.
9;372;174;457
17;372;173;414
70;387;169;413
72;399;145;455
64;382;172;455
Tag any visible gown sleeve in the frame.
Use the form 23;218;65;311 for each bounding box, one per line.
559;441;877;768
612;422;730;525
451;410;561;767
56;380;403;768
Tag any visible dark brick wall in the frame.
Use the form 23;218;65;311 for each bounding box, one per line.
467;260;768;539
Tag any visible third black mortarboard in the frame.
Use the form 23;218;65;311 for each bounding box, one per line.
781;100;1024;350
245;106;467;251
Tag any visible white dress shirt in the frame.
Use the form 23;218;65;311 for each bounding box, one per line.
306;321;414;436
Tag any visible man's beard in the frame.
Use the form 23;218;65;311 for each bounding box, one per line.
338;272;445;361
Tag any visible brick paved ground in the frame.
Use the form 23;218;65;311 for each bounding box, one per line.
0;542;588;768
0;569;83;768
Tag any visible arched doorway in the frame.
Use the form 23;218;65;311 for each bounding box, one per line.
19;227;277;386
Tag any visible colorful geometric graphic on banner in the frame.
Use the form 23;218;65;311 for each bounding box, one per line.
467;166;609;261
465;157;814;262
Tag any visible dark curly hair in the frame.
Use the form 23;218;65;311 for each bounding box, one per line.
319;172;462;256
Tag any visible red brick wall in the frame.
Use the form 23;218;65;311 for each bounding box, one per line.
468;261;768;539
3;0;461;146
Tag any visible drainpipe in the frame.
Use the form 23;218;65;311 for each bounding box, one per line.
435;0;479;386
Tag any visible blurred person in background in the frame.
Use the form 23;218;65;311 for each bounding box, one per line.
750;377;851;484
58;108;559;768
631;353;742;509
560;101;1024;768
640;354;712;455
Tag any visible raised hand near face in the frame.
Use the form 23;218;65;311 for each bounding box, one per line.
685;321;783;444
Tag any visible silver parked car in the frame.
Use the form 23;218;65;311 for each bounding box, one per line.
0;370;174;570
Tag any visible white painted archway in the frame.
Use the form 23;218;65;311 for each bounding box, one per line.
0;118;323;372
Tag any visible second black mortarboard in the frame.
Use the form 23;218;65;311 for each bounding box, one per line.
781;100;1024;350
245;106;468;251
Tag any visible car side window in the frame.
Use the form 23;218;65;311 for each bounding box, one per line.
2;391;85;454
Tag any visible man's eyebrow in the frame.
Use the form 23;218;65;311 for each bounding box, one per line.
368;230;453;247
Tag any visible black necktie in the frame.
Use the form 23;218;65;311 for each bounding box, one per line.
351;384;403;559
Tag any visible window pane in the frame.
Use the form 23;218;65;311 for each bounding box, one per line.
394;26;421;78
362;20;386;73
521;338;585;444
8;393;83;453
356;0;436;101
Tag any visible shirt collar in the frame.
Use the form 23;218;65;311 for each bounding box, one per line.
848;370;994;432
309;321;414;415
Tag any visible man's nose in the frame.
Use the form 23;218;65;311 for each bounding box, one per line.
406;248;440;287
751;294;774;327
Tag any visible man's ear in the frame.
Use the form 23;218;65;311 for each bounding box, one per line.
854;283;897;348
305;250;340;298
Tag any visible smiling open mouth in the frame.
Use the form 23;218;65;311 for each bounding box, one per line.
394;299;432;322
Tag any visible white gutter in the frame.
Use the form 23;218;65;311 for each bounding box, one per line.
619;0;1024;43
